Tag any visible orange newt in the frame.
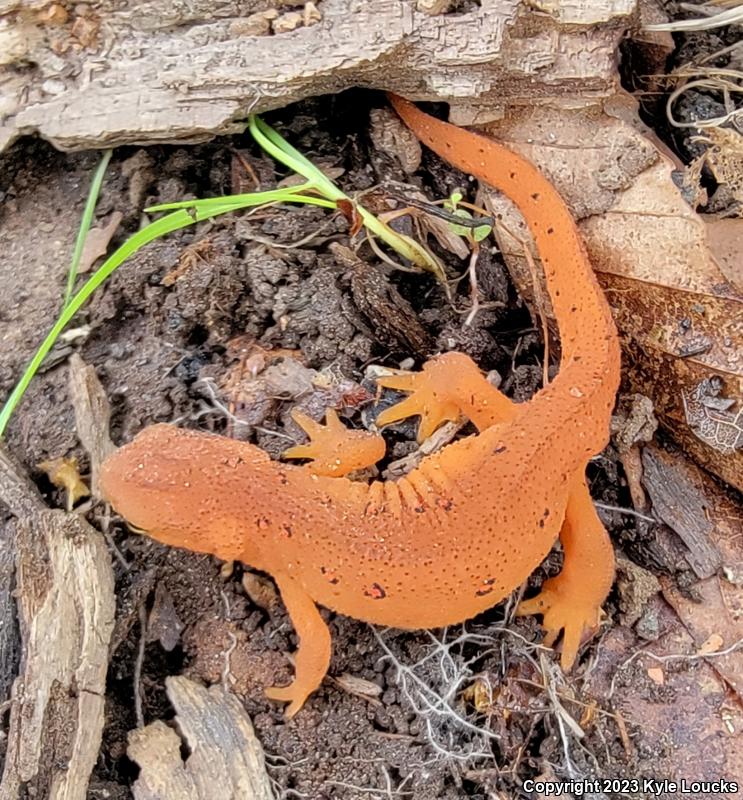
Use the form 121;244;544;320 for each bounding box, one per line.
100;94;621;718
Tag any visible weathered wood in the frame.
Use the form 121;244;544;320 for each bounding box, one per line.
0;446;115;800
641;444;723;579
0;0;635;152
0;524;19;705
68;353;115;499
128;676;274;800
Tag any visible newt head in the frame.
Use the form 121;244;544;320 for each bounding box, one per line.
100;423;271;563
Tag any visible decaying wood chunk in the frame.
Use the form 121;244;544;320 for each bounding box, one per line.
641;444;722;579
0;446;115;800
128;676;274;800
67;353;116;498
0;0;636;151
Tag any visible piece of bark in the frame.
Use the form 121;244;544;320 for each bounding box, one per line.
0;446;115;800
0;528;19;704
332;243;435;358
1;0;634;152
641;444;722;579
128;675;274;800
68;353;115;498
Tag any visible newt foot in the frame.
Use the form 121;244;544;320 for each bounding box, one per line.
376;353;479;441
516;577;601;670
265;684;308;720
283;408;385;477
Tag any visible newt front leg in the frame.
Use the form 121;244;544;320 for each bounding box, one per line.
264;571;332;718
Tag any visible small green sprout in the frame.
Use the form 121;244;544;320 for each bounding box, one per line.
443;191;493;243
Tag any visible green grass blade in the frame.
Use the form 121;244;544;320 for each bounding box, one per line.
0;199;268;439
63;149;113;307
146;187;336;213
248;116;344;202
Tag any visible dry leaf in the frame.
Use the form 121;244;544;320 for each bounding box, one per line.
698;633;725;656
481;101;743;490
589;600;743;786
705;217;743;292
38;455;90;511
461;676;496;713
78;211;122;273
369;107;422;175
147;583;184;652
333;673;383;703
646;666;665;685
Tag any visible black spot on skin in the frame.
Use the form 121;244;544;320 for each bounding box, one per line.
364;583;386;600
494;445;507;454
510;171;516;179
282;525;293;538
538;519;545;528
571;306;578;312
547;226;554;234
531;192;540;200
475;579;496;596
542;508;550;518
277;472;289;485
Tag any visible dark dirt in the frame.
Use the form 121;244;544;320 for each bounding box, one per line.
0;36;740;796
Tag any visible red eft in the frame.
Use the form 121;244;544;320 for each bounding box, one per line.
100;94;621;718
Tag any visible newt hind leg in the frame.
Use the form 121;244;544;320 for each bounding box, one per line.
265;572;332;718
377;352;615;669
516;474;615;669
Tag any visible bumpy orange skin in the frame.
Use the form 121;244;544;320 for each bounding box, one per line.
100;96;621;717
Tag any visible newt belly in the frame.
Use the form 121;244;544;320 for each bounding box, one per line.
100;95;621;718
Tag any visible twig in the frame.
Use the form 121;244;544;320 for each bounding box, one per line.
609;637;743;698
134;603;147;728
594;502;656;523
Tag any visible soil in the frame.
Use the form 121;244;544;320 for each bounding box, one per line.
0;26;740;795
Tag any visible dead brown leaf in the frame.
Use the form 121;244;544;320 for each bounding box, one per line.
241;571;280;612
147;583;185;652
78;211;122;273
706;216;743;291
590;600;743;790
